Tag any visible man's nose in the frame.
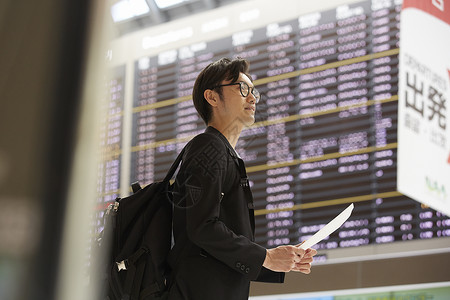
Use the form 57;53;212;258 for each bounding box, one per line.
247;92;256;103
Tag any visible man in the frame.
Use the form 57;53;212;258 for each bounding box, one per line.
168;58;316;300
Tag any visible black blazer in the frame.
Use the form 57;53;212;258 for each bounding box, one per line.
168;126;284;300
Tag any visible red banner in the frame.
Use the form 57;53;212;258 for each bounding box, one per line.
403;0;450;25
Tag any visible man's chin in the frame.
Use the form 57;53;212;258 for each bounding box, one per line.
243;115;255;127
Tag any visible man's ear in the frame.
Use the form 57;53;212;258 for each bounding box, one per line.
204;89;219;107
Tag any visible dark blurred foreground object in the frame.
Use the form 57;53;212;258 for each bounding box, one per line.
0;0;90;299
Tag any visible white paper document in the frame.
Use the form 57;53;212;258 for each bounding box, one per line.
299;203;354;250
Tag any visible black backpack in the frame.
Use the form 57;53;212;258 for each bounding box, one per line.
95;148;185;300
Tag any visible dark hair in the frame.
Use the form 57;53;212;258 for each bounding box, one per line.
192;57;250;125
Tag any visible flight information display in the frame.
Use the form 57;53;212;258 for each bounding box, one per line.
120;0;450;253
94;66;125;233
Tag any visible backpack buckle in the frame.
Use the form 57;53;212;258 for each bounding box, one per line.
116;259;128;272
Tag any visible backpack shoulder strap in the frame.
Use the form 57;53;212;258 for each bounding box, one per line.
163;147;185;182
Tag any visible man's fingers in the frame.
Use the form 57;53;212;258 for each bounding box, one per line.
294;243;318;257
305;248;318;257
299;256;314;264
291;262;312;274
266;245;316;273
293;246;306;257
300;268;311;274
295;241;305;247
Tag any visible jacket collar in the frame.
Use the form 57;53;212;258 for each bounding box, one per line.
205;126;240;163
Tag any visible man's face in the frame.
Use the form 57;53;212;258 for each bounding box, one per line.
216;72;257;127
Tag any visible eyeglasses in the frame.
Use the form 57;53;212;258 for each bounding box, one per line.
210;81;260;103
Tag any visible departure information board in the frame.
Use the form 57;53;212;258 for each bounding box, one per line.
94;66;125;233
105;0;450;253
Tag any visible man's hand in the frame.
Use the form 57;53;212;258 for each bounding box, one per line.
290;247;317;274
262;245;317;273
262;245;305;272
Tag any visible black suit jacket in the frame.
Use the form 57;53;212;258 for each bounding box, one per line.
168;126;284;300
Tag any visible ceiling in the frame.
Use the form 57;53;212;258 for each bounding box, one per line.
109;0;242;38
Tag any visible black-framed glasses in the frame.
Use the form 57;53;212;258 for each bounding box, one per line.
210;81;260;103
